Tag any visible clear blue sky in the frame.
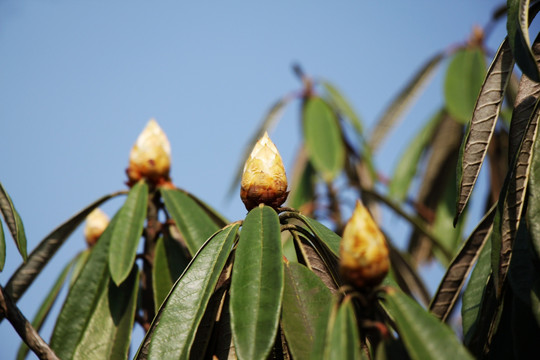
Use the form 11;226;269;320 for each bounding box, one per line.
0;1;516;358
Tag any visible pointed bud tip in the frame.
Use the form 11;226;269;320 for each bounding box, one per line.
339;200;389;289
240;133;288;210
126;119;172;186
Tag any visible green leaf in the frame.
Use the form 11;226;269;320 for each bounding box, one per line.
152;235;190;312
109;181;148;285
454;39;514;224
507;0;540;82
0;181;27;261
444;48;486;124
302;97;346;181
287;149;316;211
389;109;443;201
527;91;540;257
0;221;5;272
72;267;139;360
281;261;333;360
139;224;238;360
294;214;341;256
462;237;492;342
16;255;75;360
321;80;365;136
230;205;284;360
161;188;221;255
4;191;123;304
50;210;118;359
370;52;444;150
326;298;362;360
383;288;473;360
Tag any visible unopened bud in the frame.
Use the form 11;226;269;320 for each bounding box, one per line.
339;201;389;289
84;208;110;247
126;119;171;186
240;132;288;210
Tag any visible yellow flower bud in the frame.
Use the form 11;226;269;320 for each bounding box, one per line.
339;201;389;289
126;119;172;186
84;208;110;247
240;132;288;210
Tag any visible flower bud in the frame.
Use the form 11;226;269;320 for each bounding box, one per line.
84;208;110;247
240;132;288;210
126;119;171;186
339;201;389;289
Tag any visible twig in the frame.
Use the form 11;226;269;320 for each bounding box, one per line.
0;285;59;360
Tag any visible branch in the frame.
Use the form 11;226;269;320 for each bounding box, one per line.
0;285;59;360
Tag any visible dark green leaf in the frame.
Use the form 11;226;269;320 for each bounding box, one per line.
321;80;365;136
526;68;540;258
70;249;90;287
389;109;443;201
430;204;496;322
152;235;190;313
50;210;118;359
326;298;362;360
0;181;27;261
462;236;492;342
72;267;139;359
294;214;341;256
281;261;333;360
16;256;75;360
287;148;316;211
161;188;221;255
109;181;148;285
302;97;346;181
454;39;515;224
383;288;474;360
492;98;539;295
370;52;444;150
230;205;283;360
4;191;124;305
444;48;486;124
0;221;5;271
140;224;238;360
507;0;540;82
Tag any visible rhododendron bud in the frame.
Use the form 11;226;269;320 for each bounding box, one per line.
126;119;171;186
240;132;288;210
340;201;389;289
84;208;110;247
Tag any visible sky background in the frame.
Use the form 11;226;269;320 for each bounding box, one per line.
0;1;525;358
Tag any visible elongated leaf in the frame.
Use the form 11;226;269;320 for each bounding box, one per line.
383;288;474;360
454;39;514;224
444;48;486;124
388;245;430;306
73;267;139;360
50;209;119;359
228;94;294;197
17;256;75;360
4;191;123;305
321;80;365;136
281;261;333;360
370;52;444;150
389;110;443;201
139;224;238;360
161;188;221;255
462;236;492;343
293;213;341;256
326;298;362;360
230;205;283;360
527;95;540;257
430;204;496;321
507;0;540;82
287;148;316;212
184;191;228;227
0;221;5;271
302;97;346;181
109;181;148;285
492;98;539;295
152;235;190;313
0;181;27;260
